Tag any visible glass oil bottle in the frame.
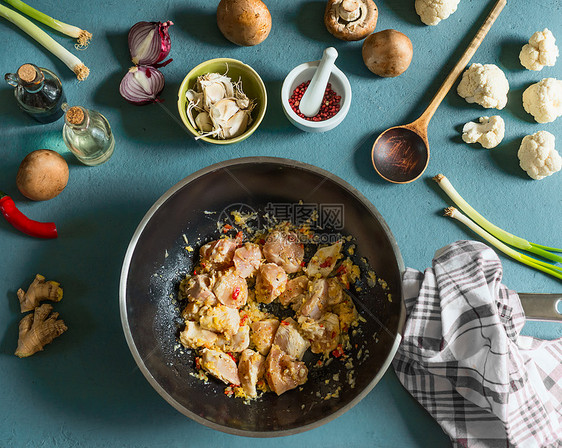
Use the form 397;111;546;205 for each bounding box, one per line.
5;63;66;123
62;104;115;166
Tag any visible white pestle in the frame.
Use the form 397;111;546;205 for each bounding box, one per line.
299;47;339;117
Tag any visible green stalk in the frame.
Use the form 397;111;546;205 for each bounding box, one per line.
0;5;89;80
3;0;91;47
434;174;562;263
444;207;562;280
530;242;562;253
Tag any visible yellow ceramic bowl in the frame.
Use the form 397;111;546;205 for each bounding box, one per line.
177;58;267;145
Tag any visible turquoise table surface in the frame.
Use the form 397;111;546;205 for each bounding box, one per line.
1;0;561;446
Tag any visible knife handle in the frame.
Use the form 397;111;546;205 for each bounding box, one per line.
519;293;562;322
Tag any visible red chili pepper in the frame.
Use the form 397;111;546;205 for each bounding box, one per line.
195;357;201;370
332;344;344;358
232;287;241;301
0;191;57;239
222;224;233;233
336;265;347;274
235;231;244;244
240;314;248;326
227;352;236;362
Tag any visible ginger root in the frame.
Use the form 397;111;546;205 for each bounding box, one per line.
17;274;63;313
15;304;67;358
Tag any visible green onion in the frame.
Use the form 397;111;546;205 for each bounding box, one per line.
0;5;89;80
444;207;562;280
434;174;562;263
3;0;91;47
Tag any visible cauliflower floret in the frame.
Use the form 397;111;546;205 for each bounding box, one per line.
415;0;460;26
519;29;559;71
457;64;509;110
522;78;562;123
517;131;562;180
462;116;505;149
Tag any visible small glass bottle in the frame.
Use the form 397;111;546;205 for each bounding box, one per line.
5;63;66;123
62;104;115;166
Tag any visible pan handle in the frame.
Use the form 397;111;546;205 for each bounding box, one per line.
519;293;562;322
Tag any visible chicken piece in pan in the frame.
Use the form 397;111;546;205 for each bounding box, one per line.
200;238;237;270
273;317;310;360
255;263;287;304
199;304;240;338
238;348;266;398
297;278;329;320
216;324;250;353
200;348;240;385
250;318;280;356
278;275;308;306
265;345;308;395
263;231;304;274
213;273;248;308
179;320;219;350
306;241;342;277
233;242;263;278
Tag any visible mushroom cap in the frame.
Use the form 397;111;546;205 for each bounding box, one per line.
16;150;69;201
217;0;272;47
324;0;378;41
362;29;413;77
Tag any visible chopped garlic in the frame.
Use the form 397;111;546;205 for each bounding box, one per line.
186;71;255;140
367;271;377;287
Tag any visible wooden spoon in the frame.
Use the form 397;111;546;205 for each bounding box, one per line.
371;0;506;184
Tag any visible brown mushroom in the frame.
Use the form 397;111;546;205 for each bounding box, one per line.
324;0;378;41
362;29;413;77
217;0;272;47
16;149;69;201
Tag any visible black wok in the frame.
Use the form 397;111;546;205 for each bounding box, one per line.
119;157;405;436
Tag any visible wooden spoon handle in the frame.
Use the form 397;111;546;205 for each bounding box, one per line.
416;0;507;127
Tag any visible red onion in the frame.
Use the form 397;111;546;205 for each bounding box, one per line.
128;21;173;66
119;65;165;105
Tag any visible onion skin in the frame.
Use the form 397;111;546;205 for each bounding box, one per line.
119;65;165;105
128;21;173;66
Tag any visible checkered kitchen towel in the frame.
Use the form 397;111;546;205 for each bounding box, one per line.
392;240;562;448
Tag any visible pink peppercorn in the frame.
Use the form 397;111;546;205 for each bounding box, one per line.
289;81;341;121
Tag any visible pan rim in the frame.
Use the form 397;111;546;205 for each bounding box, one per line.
119;156;406;437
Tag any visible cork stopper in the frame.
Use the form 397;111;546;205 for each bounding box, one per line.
66;106;85;125
17;64;39;83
